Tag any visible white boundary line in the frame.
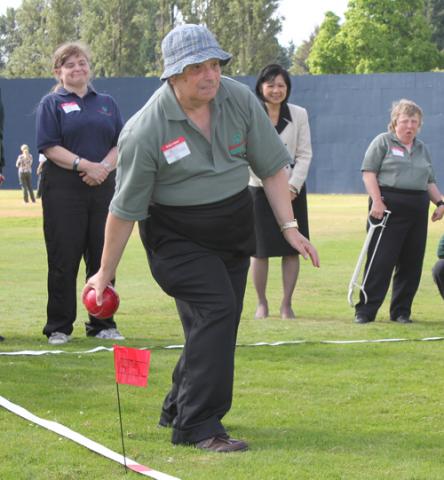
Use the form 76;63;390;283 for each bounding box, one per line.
0;395;180;480
0;337;443;356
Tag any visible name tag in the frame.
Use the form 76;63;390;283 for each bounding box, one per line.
161;136;191;164
61;102;81;113
391;147;404;157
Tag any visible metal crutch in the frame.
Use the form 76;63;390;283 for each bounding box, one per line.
347;210;391;307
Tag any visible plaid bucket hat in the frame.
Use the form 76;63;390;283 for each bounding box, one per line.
160;24;232;80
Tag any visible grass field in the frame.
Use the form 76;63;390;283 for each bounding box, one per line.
1;190;444;480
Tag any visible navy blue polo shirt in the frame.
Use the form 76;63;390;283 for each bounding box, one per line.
36;86;123;163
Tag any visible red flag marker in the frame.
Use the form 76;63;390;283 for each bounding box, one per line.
113;345;151;472
114;346;151;387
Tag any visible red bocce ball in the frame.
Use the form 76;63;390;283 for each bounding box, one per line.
82;285;120;319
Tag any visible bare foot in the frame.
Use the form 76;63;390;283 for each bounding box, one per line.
280;306;296;319
255;303;269;319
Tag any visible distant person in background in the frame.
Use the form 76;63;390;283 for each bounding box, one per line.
355;99;444;324
0;88;4;341
16;144;36;203
249;64;313;319
432;235;444;298
35;41;124;345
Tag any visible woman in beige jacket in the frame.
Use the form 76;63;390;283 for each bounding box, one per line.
249;64;313;319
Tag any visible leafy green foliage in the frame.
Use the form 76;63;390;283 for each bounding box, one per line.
425;0;444;50
0;0;283;78
307;12;347;75
307;0;442;74
290;30;317;76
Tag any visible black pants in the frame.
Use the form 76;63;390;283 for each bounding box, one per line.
150;249;249;444
19;171;35;202
41;168;117;337
355;188;429;321
139;189;255;445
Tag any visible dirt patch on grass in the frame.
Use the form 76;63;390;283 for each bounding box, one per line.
0;191;43;218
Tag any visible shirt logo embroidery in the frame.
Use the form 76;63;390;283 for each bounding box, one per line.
98;106;112;116
161;136;191;164
61;102;81;113
228;132;246;155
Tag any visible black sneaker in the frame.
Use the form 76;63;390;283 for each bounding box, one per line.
391;316;412;324
354;315;373;324
195;435;248;452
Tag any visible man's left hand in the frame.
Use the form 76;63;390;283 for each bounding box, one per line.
283;228;320;267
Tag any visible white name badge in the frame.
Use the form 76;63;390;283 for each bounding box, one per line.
61;102;81;114
391;147;404;157
161;136;191;164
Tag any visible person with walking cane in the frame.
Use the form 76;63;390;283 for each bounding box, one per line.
354;99;444;324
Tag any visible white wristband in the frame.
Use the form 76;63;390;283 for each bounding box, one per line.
280;219;299;232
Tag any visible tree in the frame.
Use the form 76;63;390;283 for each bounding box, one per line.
277;41;295;71
425;0;444;51
0;0;284;78
307;12;348;74
290;28;318;75
0;8;20;70
3;0;50;77
81;0;154;77
308;0;441;74
180;0;283;75
344;0;440;73
46;0;81;48
0;0;81;77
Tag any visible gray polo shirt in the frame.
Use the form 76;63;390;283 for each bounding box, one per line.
110;76;291;221
361;132;435;190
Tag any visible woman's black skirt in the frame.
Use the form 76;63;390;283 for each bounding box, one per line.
249;184;310;258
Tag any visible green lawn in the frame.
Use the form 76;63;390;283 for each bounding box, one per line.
1;191;444;479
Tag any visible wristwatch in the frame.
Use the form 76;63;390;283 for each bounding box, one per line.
72;156;81;171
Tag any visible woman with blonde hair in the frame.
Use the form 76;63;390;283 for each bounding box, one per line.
16;144;35;203
355;99;444;324
35;41;124;344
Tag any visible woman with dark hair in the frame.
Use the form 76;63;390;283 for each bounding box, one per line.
36;41;125;344
249;64;313;319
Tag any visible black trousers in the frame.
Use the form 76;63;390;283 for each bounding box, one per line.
355;188;429;321
139;189;255;445
41;168;117;337
19;171;35;203
149;249;249;444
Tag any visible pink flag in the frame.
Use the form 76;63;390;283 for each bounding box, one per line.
113;345;150;387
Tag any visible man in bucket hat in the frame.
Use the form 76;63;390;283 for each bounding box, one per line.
85;24;319;452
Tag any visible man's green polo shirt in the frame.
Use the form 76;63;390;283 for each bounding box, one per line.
361;132;436;190
110;76;291;221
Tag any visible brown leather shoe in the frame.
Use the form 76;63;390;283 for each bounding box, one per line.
195;435;248;452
